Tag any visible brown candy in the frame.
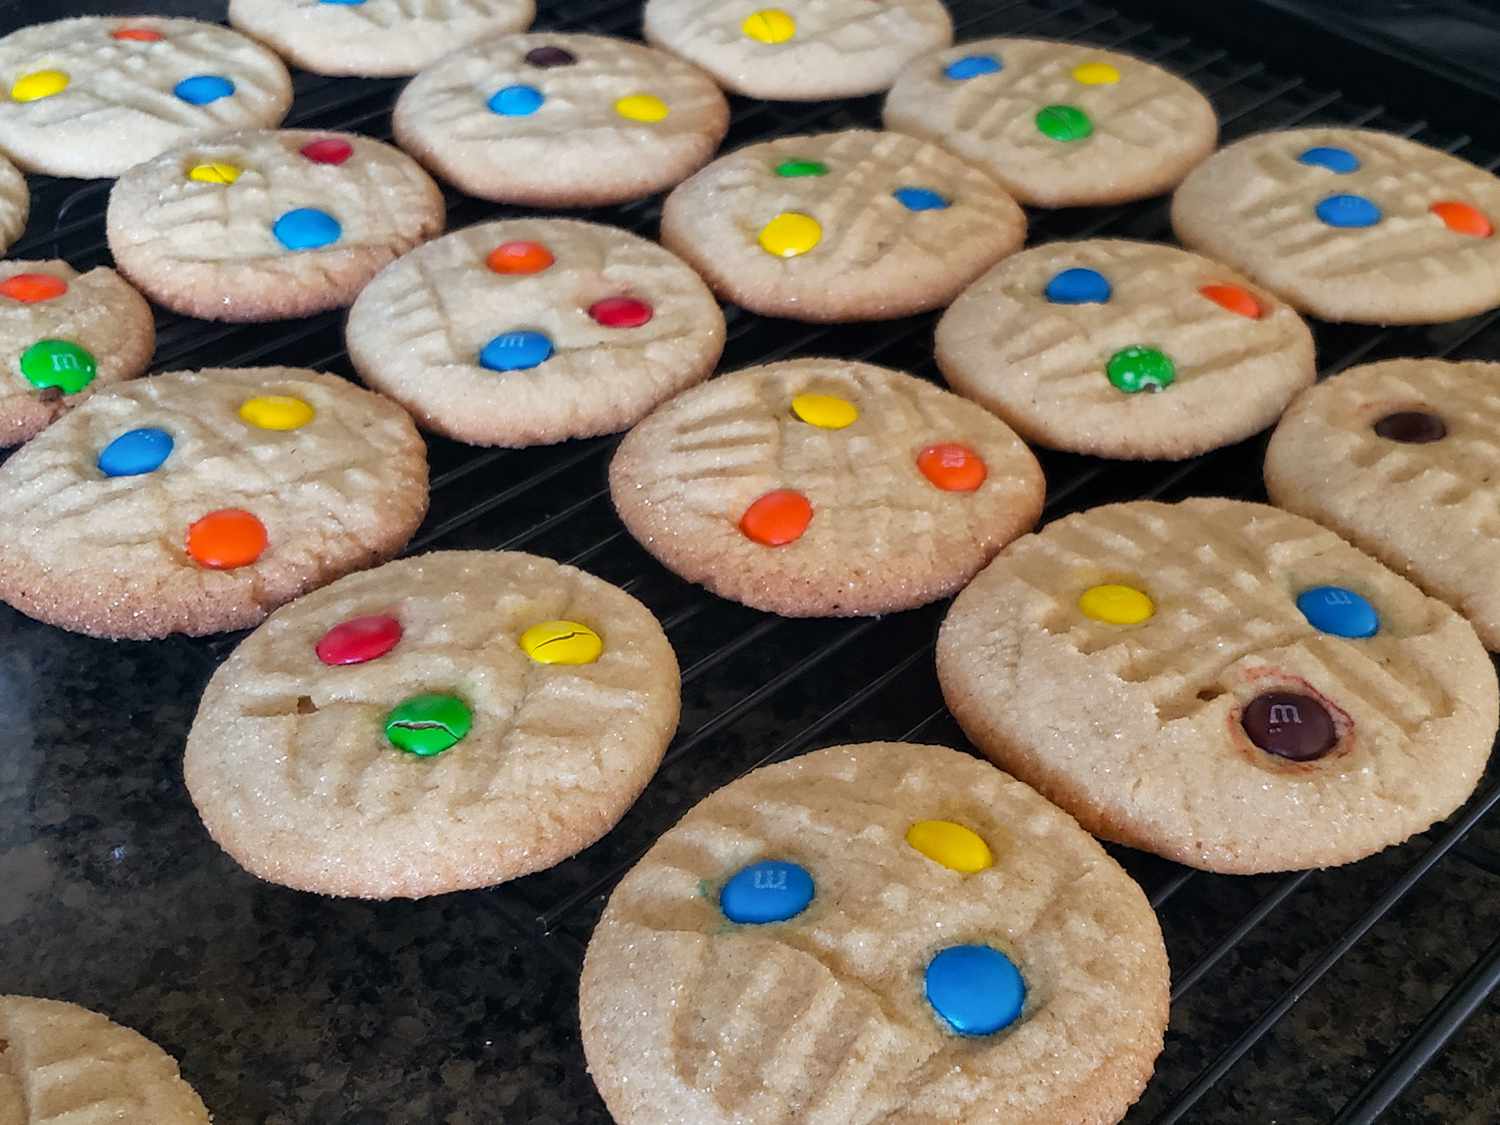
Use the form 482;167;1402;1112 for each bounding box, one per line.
1374;410;1447;443
525;46;577;67
1241;691;1338;762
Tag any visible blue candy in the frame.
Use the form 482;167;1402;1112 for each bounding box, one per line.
1045;267;1112;305
1316;194;1381;228
944;55;1002;80
273;208;342;251
488;84;545;116
719;860;814;925
480;330;553;372
97;427;173;478
174;75;236;105
1298;146;1360;174
320;0;366;4
925;944;1026;1036
1296;585;1380;638
893;187;950;212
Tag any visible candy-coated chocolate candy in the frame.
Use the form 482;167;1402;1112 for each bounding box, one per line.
758;212;821;257
1035;104;1092;142
1106;346;1175;393
1374;410;1446;443
525;45;577;67
917;443;986;492
1241;691;1336;761
300;137;353;165
775;159;827;178
1316;194;1381;228
589;297;654;328
791;392;858;430
322;0;367;5
1297;146;1359;174
487;241;554;275
1430;201;1492;237
906;820;993;873
519;619;603;665
20;339;95;394
112;27;164;41
1078;583;1154;625
893;187;949;211
11;70;68;102
0;274;67;303
97;427;173;478
480;330;552;371
186;508;267;569
739;489;812;546
239;394;315;431
385;692;472;756
273;208;341;251
174;75;236;105
1200;283;1262;318
719;859;814;924
944;54;1001;80
925;945;1026;1036
1072;61;1119;85
316;614;402;666
615;93;669;123
1045;267;1111;305
188;161;241;185
489;84;544;116
742;8;796;44
1296;585;1379;638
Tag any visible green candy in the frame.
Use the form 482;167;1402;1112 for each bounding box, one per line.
775;159;828;178
1107;346;1176;394
385;692;472;756
21;338;97;394
1035;104;1093;142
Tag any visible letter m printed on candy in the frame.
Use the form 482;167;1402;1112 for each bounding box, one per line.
1268;703;1302;726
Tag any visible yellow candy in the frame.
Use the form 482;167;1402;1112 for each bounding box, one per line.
614;93;669;123
906;820;993;874
238;395;315;431
791;393;857;430
520;620;603;665
1078;583;1154;625
758;212;821;258
11;70;69;102
1072;61;1120;85
188;161;241;185
742;8;797;44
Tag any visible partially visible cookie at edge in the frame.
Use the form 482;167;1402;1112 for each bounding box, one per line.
0;150;28;253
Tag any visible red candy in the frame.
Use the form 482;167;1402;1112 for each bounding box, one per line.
316;614;403;666
740;489;812;546
589;296;654;328
487;241;553;274
1431;201;1492;237
112;27;163;41
917;443;987;492
300;138;354;165
0;274;68;303
1199;283;1262;319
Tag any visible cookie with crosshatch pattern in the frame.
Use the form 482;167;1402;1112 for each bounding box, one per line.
882;37;1218;207
937;498;1499;874
609;357;1045;616
1172;127;1500;324
347;218;724;447
0;366;427;639
660;129;1026;322
1266;358;1500;651
392;32;729;207
935;238;1317;460
580;741;1169;1125
107;128;444;322
184;550;680;898
0;17;292;179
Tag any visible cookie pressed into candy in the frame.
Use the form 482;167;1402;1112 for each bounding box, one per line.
392;32;729;207
0;366;427;639
580;742;1169;1124
883;37;1218;207
936;498;1500;874
1172;127;1500;323
106;129;444;322
660;129;1026;322
935;238;1317;460
609;357;1045;616
184;550;680;898
347;218;725;446
0;17;292;179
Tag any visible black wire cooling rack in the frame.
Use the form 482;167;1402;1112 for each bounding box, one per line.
6;1;1500;1122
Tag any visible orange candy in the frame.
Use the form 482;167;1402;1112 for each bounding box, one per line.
917;443;987;492
186;508;267;569
739;489;812;546
1199;283;1262;319
112;27;163;41
1430;201;1492;237
0;274;67;303
487;241;554;275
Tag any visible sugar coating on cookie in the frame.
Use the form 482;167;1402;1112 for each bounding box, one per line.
228;0;535;77
1266;358;1500;650
393;32;729;207
1172;128;1500;324
580;742;1169;1124
661;129;1026;322
643;0;953;100
883;37;1218;207
0;366;428;639
937;498;1499;874
0;150;27;253
184;550;680;898
106;129;444;323
0;995;212;1124
936;239;1316;460
0;17;292;179
609;357;1045;616
348;218;725;447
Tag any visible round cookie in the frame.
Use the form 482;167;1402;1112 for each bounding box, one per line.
580;741;1170;1125
1172;127;1500;324
935;238;1317;460
0;259;155;447
660;129;1026;322
229;0;536;77
936;498;1500;874
107;128;444;323
0;996;211;1123
0;366;428;639
392;32;729;207
0;150;27;253
348;218;725;447
642;0;953;101
609;357;1046;616
883;37;1218;208
0;17;292;179
184;550;680;899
